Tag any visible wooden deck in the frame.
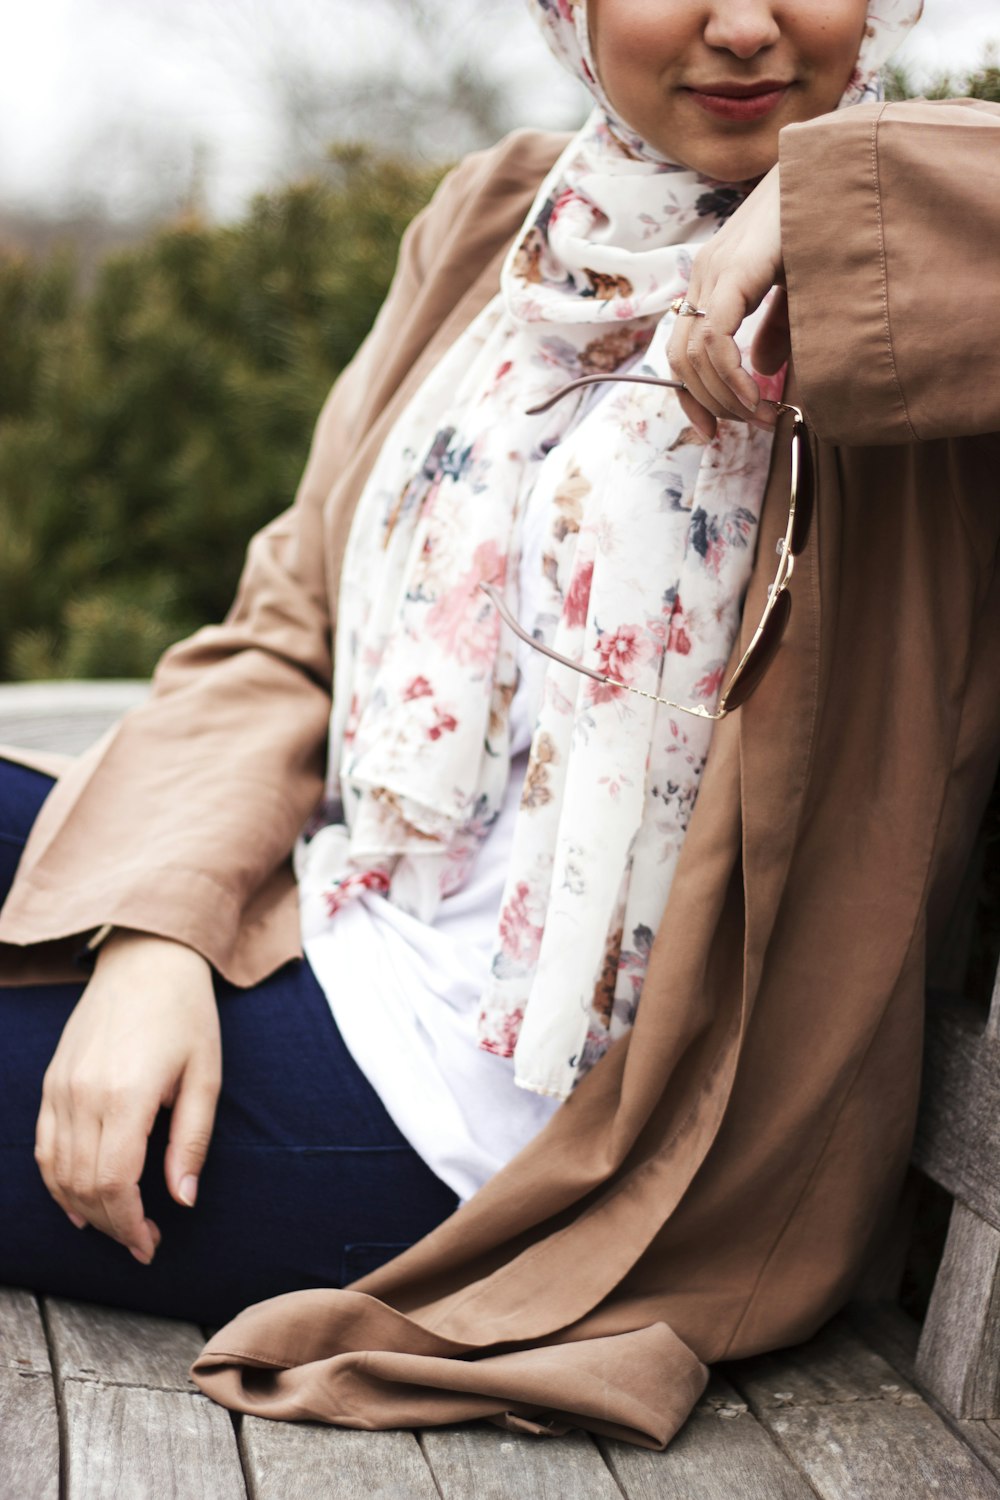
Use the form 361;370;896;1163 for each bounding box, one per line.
4;1287;1000;1499
2;681;999;1498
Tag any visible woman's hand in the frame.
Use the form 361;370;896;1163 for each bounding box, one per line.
668;163;792;441
34;930;221;1264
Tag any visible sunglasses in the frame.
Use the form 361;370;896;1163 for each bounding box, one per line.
480;372;813;720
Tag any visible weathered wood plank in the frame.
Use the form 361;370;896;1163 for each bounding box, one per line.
988;962;1000;1042
960;1422;1000;1486
843;1298;919;1385
0;680;148;756
601;1373;813;1500
757;1400;1000;1500
846;1301;1000;1482
916;1201;1000;1418
62;1381;244;1500
0;1285;51;1373
0;1369;61;1500
730;1316;1000;1500
914;994;1000;1230
240;1418;438;1500
421;1423;618;1500
727;1315;912;1408
45;1298;205;1391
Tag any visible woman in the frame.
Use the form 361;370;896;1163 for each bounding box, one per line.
1;0;998;1449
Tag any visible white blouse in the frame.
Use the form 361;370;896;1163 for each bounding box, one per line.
301;467;562;1202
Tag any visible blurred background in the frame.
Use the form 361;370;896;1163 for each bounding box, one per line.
0;0;997;680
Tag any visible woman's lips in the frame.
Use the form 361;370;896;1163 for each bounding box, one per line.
686;85;791;122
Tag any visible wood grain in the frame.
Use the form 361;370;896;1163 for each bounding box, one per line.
843;1299;919;1385
726;1315;910;1408
917;1202;1000;1418
988;962;1000;1043
61;1382;244;1500
45;1298;205;1391
241;1418;438;1500
757;1399;1000;1500
915;994;1000;1230
422;1423;618;1500
730;1316;1000;1500
0;1285;51;1373
0;1368;61;1500
601;1373;813;1500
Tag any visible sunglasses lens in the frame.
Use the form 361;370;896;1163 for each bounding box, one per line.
722;588;792;710
789;419;814;557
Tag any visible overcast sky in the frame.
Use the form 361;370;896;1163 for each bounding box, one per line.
1;0;996;221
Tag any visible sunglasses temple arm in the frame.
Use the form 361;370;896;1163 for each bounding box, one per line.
525;372;806;421
525;373;687;415
479;582;610;685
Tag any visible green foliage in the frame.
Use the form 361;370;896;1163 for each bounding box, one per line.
885;44;1000;104
0;147;442;680
2;51;997;682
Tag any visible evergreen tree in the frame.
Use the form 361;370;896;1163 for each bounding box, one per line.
0;148;441;679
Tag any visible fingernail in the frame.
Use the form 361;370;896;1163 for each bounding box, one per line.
179;1174;198;1208
130;1245;154;1266
66;1210;87;1230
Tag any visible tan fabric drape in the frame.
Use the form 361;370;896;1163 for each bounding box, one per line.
2;100;999;1448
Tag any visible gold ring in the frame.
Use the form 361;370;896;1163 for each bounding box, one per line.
670;296;708;318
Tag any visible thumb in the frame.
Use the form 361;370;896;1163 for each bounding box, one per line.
165;1066;219;1208
751;288;791;376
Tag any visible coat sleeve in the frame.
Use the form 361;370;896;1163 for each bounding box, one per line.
0;133;556;980
780;97;1000;445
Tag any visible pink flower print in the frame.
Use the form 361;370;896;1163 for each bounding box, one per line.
425;540;505;669
498;881;545;967
549;186;577;229
667;597;692;656
324;868;390;918
563;560;593;629
479;1005;525;1059
344;691;361;745
589;678;623;707
695;663;726;700
598;623;647;679
427;707;458;741
403;675;433;701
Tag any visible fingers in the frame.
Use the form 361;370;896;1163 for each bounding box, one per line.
669;281;777;436
34;1098;84;1229
667;163;785;435
164;1057;221;1211
95;1100;160;1263
35;1072;160;1263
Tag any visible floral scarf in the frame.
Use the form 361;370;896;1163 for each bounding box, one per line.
296;0;924;1100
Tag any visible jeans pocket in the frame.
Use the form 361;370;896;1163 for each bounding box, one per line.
341;1241;412;1284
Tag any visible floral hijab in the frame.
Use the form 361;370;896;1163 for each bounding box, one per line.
296;0;924;1100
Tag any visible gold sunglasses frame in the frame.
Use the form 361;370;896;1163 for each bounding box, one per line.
480;373;812;721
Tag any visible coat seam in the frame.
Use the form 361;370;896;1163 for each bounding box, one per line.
871;105;919;443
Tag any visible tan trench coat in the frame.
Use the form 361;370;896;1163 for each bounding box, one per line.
2;99;999;1448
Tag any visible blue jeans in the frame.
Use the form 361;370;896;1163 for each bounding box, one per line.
0;758;459;1324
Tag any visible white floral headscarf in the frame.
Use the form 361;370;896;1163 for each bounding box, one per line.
297;0;923;1099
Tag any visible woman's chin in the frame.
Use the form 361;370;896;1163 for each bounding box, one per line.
664;138;780;184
